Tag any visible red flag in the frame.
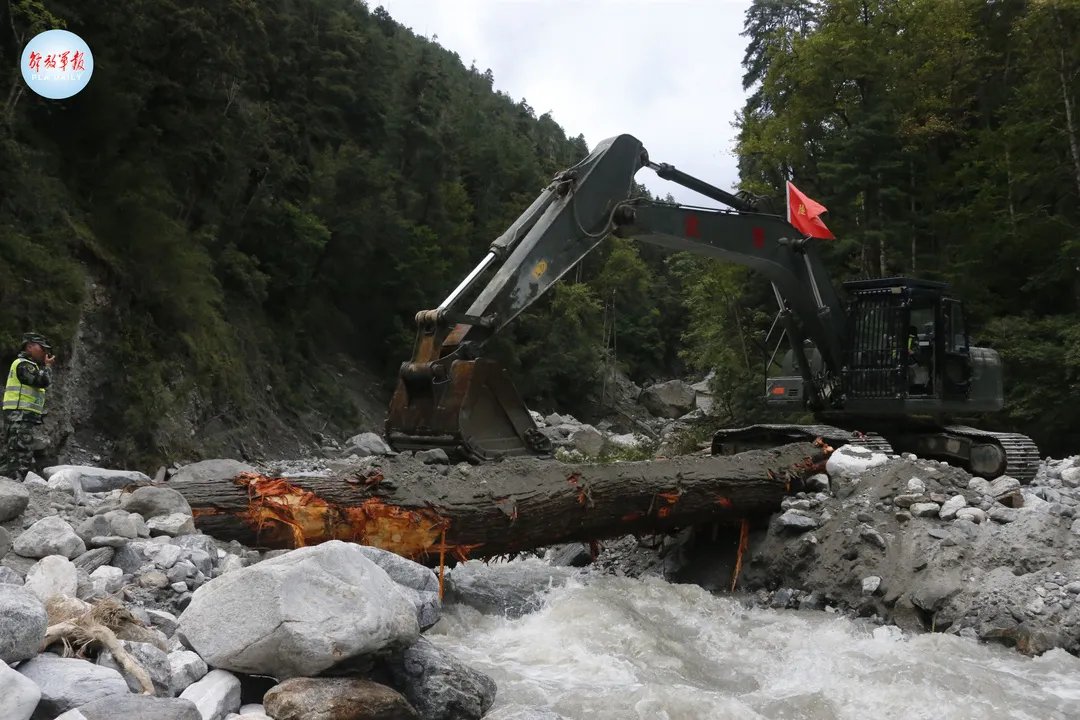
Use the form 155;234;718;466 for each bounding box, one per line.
786;181;835;240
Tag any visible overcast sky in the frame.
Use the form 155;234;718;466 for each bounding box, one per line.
376;0;752;207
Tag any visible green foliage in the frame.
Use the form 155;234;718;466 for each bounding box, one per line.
727;0;1080;453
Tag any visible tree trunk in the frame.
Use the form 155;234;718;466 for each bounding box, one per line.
178;443;826;565
1058;45;1080;201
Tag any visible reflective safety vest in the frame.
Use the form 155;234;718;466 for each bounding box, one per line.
3;358;46;414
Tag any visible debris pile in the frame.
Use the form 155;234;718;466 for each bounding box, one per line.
0;465;497;720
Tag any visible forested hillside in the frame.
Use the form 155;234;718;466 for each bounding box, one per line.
0;0;687;465
1;0;1078;465
680;0;1080;454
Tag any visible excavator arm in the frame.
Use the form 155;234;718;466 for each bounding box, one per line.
385;133;845;461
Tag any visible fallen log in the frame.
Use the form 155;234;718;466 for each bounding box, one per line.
175;442;826;565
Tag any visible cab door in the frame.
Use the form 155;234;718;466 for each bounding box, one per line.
941;298;972;399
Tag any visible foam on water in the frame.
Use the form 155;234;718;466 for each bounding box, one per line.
427;567;1080;720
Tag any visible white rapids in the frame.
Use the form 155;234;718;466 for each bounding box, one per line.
427;562;1080;720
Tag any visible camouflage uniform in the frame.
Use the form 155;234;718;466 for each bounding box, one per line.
2;351;51;481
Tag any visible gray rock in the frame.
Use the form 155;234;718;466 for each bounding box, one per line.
88;565;124;595
146;608;179;637
17;653;129;718
906;477;927;494
804;473;830;492
14;516;86;559
862;576;882;595
968;477;992;495
111;540;156;575
121;486;192;519
0;479;30;522
140;571;171;589
354;545;441;629
569;425;605;457
0;525;10;558
0;657;41;720
147;513;196;537
24;555;78;601
893;494;924;508
416;448;450;465
939;495;967;520
43;465;151;492
1061;467;1080;488
341;433;393;458
178;669;241;720
54;695;202;720
385;637;497;720
910;502;941;518
989;506;1018;523
154;544;184;570
859;525;887;549
989;475;1022;504
0;565;23;585
168;650;208;696
169;460;257;485
1065;581;1080;594
98;640;172;696
639;379;696;419
263;677;419;720
0;584;47;663
175;541;419;678
445;560;574;618
955;507;987;524
777;510;817;532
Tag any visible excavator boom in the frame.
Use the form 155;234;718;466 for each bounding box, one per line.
385;134;841;461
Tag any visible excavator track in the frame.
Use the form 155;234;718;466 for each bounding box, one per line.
943;426;1042;484
711;423;894;457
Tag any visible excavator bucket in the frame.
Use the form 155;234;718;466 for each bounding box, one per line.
385;357;552;462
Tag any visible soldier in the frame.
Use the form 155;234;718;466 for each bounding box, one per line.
2;333;54;481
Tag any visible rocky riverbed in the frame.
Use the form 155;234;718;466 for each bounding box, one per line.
2;438;1080;719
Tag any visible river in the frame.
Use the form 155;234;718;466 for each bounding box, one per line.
428;561;1080;720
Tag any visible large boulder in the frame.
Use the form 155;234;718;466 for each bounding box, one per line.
0;584;48;663
263;677;419;720
24;555;79;601
178;669;241;720
43;465;151;493
342;433;393;457
14;516;86;559
638;380;696;419
0;478;30;521
0;658;41;720
384;637;497;720
825;444;889;477
354;545;441;630
445;559;574;618
120;486;192;519
176;541;419;678
53;695;202;720
17;653;129;719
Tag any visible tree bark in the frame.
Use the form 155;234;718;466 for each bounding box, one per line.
177;443;826;565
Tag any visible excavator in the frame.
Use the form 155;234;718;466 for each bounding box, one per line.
384;134;1040;482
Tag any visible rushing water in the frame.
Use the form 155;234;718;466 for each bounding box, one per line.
427;560;1080;720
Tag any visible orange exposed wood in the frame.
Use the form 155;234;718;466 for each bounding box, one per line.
232;472;455;561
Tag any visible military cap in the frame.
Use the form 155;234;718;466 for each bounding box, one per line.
22;332;52;350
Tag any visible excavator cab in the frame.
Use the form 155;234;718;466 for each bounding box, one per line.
839;278;998;413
